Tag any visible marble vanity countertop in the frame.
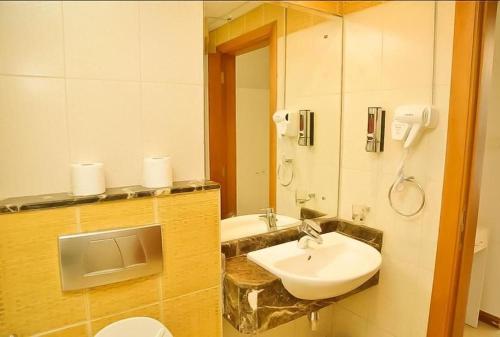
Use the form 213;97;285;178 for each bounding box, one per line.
225;255;279;288
222;218;383;334
221;218;382;259
0;180;220;214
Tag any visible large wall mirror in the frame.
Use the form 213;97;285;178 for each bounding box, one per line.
204;2;342;237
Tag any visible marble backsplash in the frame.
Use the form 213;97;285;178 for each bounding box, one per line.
222;218;383;258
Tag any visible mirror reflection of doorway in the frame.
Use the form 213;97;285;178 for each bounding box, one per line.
208;23;277;219
235;47;270;216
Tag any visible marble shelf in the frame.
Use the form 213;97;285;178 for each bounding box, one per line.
0;180;219;214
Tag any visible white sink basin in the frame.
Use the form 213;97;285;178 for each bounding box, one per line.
221;214;300;242
247;231;382;300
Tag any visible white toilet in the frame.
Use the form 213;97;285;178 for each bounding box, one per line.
95;317;173;337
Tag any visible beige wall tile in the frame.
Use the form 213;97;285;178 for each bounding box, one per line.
380;1;434;90
163;250;220;299
0;1;64;77
79;198;155;232
434;1;455;86
162;286;221;337
142;82;205;181
66;79;142;188
331;305;366;337
90;304;161;335
208;30;217;53
0;208;86;336
343;5;383;93
419;180;444;271
88;275;161;319
262;3;285;37
244;6;264;32
229;16;245;40
39;324;89;337
158;191;219;258
364;323;394;337
285;18;343;98
215;23;230;46
0;76;70;199
158;191;220;298
367;257;418;337
286;8;314;35
140;1;203;84
63;1;140;81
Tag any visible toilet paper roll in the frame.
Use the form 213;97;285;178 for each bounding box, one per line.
71;162;105;196
142;157;173;188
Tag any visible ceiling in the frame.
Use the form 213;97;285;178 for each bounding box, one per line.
204;1;262;31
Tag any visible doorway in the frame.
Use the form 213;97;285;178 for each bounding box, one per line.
235;47;270;215
463;2;500;336
208;23;277;219
428;2;500;337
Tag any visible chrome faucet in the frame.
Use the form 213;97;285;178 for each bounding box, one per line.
258;207;277;231
298;219;323;249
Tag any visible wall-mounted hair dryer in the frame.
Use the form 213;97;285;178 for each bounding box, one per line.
391;105;437;148
273;110;299;137
389;105;436;217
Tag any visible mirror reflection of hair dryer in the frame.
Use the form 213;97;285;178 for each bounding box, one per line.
391;105;437;148
273;110;299;137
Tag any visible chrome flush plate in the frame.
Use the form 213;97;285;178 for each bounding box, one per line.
58;224;163;291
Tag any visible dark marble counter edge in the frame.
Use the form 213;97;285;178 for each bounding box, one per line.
0;180;220;214
223;255;381;334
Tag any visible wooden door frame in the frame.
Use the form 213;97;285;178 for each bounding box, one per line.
427;1;497;336
208;52;236;219
208;22;278;218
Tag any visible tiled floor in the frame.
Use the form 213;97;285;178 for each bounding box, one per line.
464;322;500;337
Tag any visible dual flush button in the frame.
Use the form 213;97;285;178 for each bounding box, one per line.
58;224;163;291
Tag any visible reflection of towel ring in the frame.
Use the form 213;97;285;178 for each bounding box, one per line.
278;159;294;187
388;176;426;217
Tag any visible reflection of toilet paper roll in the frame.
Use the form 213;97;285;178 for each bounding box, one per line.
273;110;298;137
142;157;173;188
71;163;106;196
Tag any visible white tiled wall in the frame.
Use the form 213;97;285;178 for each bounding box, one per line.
277;16;343;218
334;2;455;337
0;1;205;199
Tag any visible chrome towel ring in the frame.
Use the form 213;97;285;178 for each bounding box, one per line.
278;158;294;187
388;175;426;217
